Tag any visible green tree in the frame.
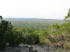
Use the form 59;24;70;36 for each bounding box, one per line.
65;9;70;19
23;33;40;45
0;16;2;20
6;30;23;47
44;24;65;48
0;16;13;50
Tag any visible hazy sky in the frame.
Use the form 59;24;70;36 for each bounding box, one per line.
0;0;70;19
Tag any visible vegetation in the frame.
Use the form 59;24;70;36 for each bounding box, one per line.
65;9;70;19
0;16;40;50
0;9;70;50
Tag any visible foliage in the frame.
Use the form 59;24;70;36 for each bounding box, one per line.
42;22;70;49
65;9;70;19
0;9;70;50
0;17;13;50
0;16;23;49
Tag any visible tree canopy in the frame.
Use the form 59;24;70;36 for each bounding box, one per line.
65;9;70;19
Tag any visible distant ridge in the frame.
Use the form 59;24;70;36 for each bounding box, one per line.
4;18;40;21
4;18;63;21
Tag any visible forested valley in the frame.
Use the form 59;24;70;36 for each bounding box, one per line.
0;9;70;51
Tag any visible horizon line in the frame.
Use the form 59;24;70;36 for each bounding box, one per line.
3;17;64;20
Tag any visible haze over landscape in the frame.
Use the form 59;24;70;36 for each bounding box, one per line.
0;0;70;19
1;0;70;52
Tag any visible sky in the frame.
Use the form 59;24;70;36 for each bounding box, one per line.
0;0;70;19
